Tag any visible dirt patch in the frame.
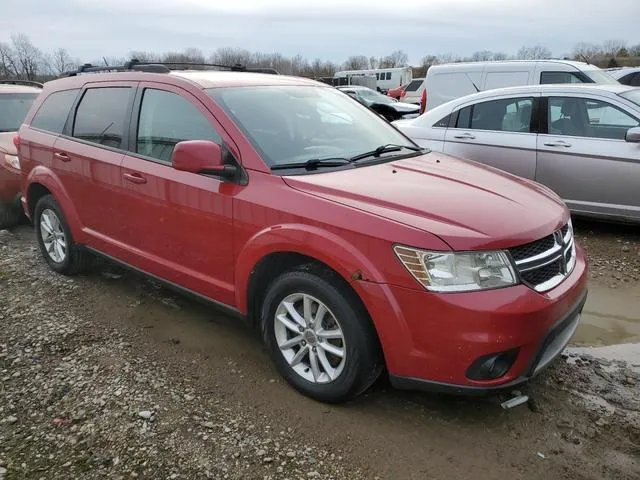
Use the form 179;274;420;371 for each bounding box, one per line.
1;224;639;479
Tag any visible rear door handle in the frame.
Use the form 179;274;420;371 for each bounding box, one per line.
543;140;572;148
54;152;71;162
453;133;476;140
123;172;147;184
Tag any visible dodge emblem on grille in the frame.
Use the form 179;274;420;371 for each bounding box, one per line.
554;231;568;274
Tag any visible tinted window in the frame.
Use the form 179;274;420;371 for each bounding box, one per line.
73;88;132;149
548;97;639;140
386;72;392;80
137;89;221;164
540;71;585;84
0;93;38;132
31;89;79;134
433;114;451;128
405;79;424;92
469;97;534;132
456;106;472;128
618;73;636;86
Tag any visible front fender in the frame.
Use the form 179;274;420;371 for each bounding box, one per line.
25;166;85;242
234;223;387;314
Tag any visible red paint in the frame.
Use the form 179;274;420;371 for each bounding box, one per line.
19;71;588;392
387;84;407;100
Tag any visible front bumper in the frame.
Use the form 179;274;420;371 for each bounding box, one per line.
357;245;588;394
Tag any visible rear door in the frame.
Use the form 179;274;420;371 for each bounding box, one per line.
443;94;540;179
119;83;237;305
536;94;640;220
52;82;136;241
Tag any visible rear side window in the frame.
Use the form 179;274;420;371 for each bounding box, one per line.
456;106;472;128
619;72;640;87
0;93;38;132
455;97;534;132
540;71;585;84
404;79;424;92
136;89;221;164
73;87;133;149
433;114;451;128
30;89;79;134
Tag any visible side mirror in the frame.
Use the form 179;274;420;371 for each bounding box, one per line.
625;126;640;143
172;140;237;179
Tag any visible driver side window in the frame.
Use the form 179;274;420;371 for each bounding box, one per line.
137;89;221;164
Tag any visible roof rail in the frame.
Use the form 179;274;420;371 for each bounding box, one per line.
63;59;279;76
0;79;44;88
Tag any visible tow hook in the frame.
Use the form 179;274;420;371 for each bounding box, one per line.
500;390;530;410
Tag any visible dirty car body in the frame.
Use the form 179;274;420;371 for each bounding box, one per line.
17;68;587;402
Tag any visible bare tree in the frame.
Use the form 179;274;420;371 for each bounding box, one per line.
210;47;251;66
602;39;627;56
572;42;602;63
48;47;77;75
471;50;494;62
369;56;379;69
129;51;161;63
379;50;408;68
492;52;509;61
516;45;552;60
0;41;19;77
342;55;369;70
10;34;43;80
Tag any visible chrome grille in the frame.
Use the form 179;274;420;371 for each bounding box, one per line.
509;221;576;292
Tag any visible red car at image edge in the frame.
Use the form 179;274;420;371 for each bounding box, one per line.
16;65;588;403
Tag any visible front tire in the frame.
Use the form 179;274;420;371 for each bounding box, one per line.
34;195;89;275
261;267;383;403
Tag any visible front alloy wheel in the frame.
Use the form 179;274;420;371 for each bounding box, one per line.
274;293;346;384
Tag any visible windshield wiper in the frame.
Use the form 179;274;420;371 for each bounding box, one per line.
271;157;353;171
350;144;423;162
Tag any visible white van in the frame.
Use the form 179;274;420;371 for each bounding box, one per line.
334;67;412;92
423;60;618;111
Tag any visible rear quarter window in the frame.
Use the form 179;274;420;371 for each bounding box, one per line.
30;89;79;134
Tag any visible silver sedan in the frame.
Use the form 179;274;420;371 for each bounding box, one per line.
394;84;640;223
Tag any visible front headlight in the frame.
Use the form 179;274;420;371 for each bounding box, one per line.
3;153;20;170
394;246;518;292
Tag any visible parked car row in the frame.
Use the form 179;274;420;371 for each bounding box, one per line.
0;80;42;227
7;61;589;404
394;84;640;222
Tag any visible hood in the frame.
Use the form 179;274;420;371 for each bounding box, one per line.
0;132;17;156
282;152;568;251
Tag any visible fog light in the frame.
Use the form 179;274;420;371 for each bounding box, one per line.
466;349;519;381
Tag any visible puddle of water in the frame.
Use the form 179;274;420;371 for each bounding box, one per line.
572;283;640;347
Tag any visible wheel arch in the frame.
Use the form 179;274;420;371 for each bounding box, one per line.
25;166;84;241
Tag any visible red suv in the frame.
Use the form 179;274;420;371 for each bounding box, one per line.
17;63;588;403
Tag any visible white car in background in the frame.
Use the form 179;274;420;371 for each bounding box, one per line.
422;60;619;112
394;84;640;222
606;67;640;86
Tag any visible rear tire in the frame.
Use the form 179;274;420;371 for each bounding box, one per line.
34;195;89;275
0;202;23;229
261;266;383;403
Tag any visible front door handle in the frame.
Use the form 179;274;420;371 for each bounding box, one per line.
453;133;476;140
123;172;147;184
54;152;71;162
543;140;572;148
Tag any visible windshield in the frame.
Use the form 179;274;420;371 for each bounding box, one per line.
584;69;620;85
620;89;640;108
0;93;38;132
355;88;395;105
208;86;416;168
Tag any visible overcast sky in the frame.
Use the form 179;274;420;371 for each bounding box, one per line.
2;0;638;64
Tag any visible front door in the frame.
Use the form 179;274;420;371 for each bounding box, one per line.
536;95;640;220
119;84;238;306
443;95;539;179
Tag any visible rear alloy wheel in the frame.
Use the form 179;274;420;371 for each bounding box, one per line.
262;268;383;403
34;195;89;275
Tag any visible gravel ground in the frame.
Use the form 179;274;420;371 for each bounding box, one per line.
1;223;639;479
